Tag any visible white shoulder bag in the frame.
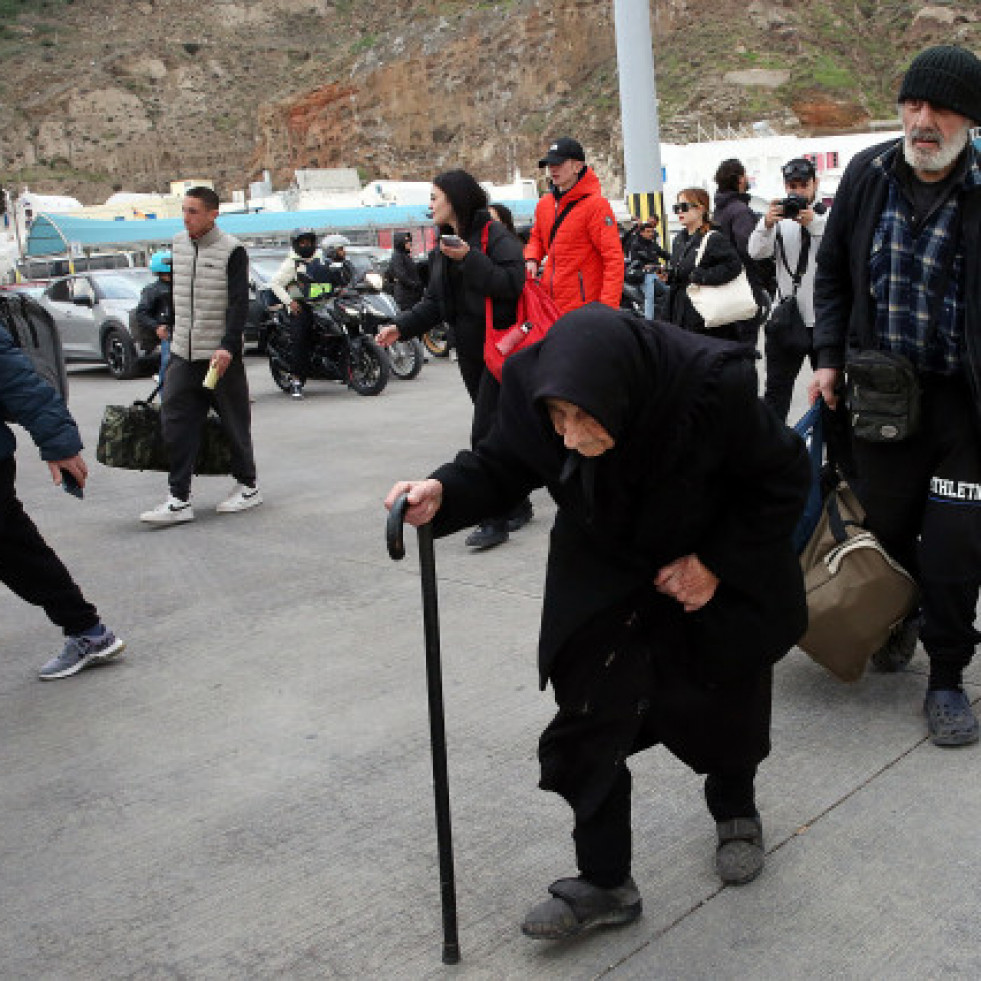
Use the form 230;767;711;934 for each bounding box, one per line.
685;230;759;328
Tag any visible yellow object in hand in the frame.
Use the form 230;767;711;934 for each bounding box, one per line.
202;359;220;390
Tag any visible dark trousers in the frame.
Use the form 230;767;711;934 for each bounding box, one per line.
851;374;981;673
574;766;757;888
161;355;257;501
540;599;771;888
0;456;99;636
763;343;815;424
288;305;313;381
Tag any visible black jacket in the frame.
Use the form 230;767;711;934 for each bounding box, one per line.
814;139;981;428
389;238;423;311
133;278;173;351
627;234;670;269
713;190;766;301
665;228;743;333
430;304;809;688
394;211;525;367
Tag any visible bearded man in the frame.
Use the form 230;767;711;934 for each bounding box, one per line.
810;45;981;746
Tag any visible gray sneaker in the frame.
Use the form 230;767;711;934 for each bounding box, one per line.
521;876;642;939
38;628;125;681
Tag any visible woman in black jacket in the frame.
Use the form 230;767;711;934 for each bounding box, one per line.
389;231;423;311
377;169;526;548
664;187;745;341
385;304;809;940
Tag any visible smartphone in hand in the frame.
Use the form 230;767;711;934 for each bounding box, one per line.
61;468;84;499
441;234;465;248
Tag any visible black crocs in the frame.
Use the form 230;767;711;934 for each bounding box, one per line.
521;876;642;940
924;689;980;747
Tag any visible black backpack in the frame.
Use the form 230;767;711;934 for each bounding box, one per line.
0;292;69;401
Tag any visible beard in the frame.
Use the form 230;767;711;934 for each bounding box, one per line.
903;123;971;174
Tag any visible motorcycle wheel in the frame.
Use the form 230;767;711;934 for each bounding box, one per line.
348;338;390;396
268;352;293;393
387;337;425;381
422;324;450;358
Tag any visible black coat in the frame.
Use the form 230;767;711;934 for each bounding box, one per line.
814;139;981;430
713;190;766;301
430;304;810;689
665;228;743;335
390;235;423;310
394;211;524;367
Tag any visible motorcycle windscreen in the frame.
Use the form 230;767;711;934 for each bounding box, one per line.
0;294;70;402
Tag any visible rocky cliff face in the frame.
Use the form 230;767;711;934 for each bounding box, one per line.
0;0;977;203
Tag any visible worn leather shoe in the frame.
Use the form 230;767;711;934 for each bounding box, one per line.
923;689;980;747
464;520;509;549
521;876;642;940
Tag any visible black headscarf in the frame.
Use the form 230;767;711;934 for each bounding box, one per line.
527;304;744;522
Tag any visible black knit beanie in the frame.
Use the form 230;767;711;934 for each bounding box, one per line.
897;45;981;124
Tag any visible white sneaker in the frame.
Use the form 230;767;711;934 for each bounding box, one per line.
216;483;263;514
140;496;194;525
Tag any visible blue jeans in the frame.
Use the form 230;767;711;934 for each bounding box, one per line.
643;272;666;320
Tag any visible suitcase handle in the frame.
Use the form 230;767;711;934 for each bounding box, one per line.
386;491;410;560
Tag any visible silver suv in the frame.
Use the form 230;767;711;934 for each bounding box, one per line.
38;268;156;379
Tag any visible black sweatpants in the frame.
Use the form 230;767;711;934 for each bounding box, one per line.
851;374;981;674
0;456;99;636
161;354;257;501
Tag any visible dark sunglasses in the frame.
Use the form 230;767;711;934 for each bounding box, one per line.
782;162;815;180
672;202;698;214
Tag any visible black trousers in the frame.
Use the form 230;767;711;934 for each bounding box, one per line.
161;355;257;501
287;306;313;382
0;456;99;636
851;374;981;672
540;598;771;888
763;343;815;425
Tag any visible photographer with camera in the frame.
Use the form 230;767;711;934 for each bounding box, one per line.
748;158;827;422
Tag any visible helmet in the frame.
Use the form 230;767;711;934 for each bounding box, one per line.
321;233;350;261
290;227;318;259
149;250;172;275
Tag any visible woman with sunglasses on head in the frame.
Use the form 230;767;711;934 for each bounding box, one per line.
661;188;744;341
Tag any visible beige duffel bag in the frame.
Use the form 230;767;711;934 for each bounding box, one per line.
798;481;919;682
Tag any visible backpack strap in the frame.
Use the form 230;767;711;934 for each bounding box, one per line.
482;223;493;332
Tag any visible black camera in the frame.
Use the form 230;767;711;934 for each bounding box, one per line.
779;194;809;220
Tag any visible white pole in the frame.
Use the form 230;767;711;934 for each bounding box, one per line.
614;0;664;231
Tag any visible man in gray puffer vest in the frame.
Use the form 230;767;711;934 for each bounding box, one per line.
140;186;261;525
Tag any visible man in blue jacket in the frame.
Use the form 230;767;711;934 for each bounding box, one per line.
0;325;124;679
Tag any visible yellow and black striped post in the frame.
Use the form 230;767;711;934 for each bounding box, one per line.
628;191;667;249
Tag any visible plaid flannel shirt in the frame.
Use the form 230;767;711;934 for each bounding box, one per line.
868;143;981;375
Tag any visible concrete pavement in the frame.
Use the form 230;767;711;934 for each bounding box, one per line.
1;349;978;979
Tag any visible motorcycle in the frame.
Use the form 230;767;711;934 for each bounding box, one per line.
353;273;425;380
266;284;391;396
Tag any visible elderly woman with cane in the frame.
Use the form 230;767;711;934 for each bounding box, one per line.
385;303;809;939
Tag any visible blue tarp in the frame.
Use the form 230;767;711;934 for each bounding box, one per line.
25;200;539;257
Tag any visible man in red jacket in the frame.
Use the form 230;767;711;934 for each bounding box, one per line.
525;138;624;315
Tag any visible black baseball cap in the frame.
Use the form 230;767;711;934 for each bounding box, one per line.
538;137;586;168
782;157;816;181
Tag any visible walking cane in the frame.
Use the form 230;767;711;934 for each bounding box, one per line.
386;492;461;965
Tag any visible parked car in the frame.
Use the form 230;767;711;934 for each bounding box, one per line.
0;281;47;300
246;248;289;352
38;268;156;378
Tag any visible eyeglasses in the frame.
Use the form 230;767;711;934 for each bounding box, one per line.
672;202;698;214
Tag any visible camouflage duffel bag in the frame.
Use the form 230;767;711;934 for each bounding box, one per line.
96;401;233;475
